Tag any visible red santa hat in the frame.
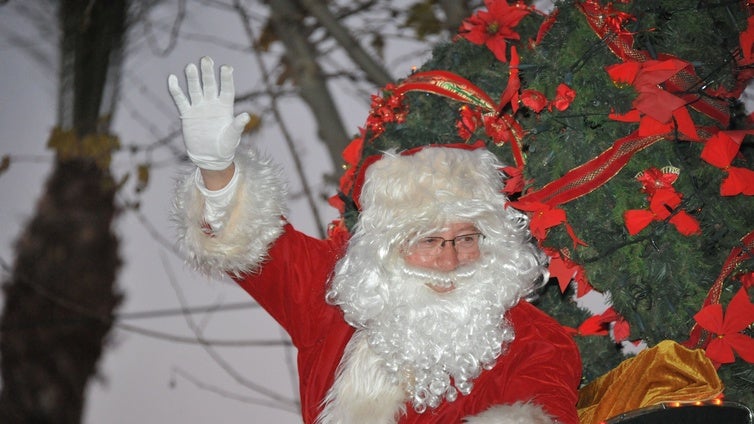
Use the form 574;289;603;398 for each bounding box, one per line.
351;142;514;247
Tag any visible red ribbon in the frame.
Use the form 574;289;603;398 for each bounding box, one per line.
520;131;665;206
576;0;730;127
393;70;497;112
394;70;527;167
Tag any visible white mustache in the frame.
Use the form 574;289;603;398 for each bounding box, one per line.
400;260;484;289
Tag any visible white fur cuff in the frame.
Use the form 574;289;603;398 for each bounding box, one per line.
172;147;287;277
463;402;555;424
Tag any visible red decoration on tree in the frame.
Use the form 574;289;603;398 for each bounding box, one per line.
550;83;576;111
576;307;631;343
328;134;365;214
686;231;754;350
735;16;754;93
578;0;731;126
509;200;587;248
499;46;521;113
501;165;527;195
456;105;483;140
701;130;754;196
623;167;701;236
458;0;531;63
544;247;592;297
533;8;558;46
365;84;407;139
520;89;548;113
693;288;754;365
741;272;754;290
606;59;699;140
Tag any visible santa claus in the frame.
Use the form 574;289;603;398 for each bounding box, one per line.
169;57;581;424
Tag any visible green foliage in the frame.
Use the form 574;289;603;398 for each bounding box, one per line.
345;0;754;405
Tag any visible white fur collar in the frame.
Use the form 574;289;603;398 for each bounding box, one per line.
316;331;407;424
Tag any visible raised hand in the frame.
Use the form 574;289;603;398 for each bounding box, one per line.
168;56;250;171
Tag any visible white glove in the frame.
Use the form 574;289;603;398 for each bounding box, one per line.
168;56;250;170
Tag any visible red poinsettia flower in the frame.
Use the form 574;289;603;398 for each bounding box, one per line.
636;166;679;196
483;113;521;146
459;0;531;63
550;83;576;111
693;288;754;364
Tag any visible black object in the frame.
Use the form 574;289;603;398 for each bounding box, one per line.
606;402;753;424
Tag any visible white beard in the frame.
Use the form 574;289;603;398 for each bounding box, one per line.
363;257;517;411
319;253;528;423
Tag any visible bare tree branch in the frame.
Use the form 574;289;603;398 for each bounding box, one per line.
234;0;328;237
172;367;300;413
437;0;472;33
161;253;300;411
298;0;393;86
265;0;351;167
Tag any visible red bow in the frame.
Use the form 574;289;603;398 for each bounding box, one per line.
510;200;587;248
701;130;754;196
693;288;754;365
623;168;701;236
606;59;698;140
544;247;592;297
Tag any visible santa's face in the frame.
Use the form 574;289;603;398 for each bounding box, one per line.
401;222;482;293
362;235;515;412
328;211;546;413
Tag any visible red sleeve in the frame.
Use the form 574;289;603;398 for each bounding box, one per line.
232;223;347;348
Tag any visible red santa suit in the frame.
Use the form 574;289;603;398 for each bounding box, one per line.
173;147;581;423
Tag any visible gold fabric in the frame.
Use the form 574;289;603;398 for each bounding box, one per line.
577;340;723;424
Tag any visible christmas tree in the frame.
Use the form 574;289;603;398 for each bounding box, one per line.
330;0;754;408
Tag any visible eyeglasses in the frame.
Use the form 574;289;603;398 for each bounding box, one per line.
411;233;485;256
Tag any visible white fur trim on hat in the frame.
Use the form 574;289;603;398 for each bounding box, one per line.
462;402;556;424
356;147;509;248
172;146;287;277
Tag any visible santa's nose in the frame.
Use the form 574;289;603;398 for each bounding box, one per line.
434;244;461;272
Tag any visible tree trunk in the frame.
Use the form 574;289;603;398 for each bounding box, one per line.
267;0;352;167
0;0;127;422
0;160;122;423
